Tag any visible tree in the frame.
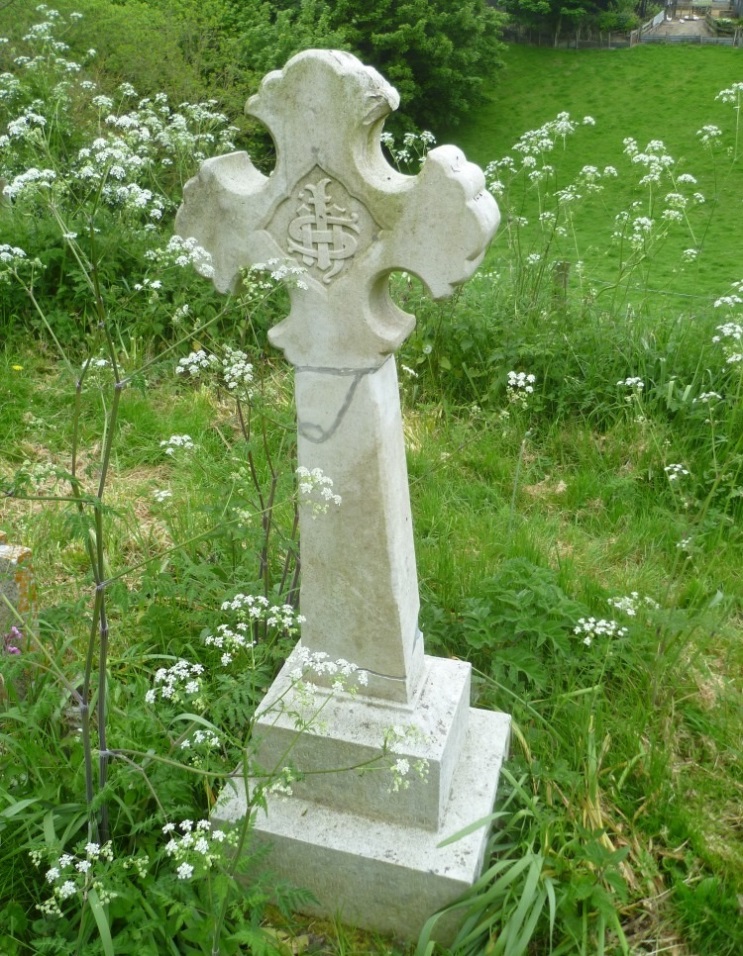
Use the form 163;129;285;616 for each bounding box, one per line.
54;1;504;133
499;0;640;43
254;0;506;131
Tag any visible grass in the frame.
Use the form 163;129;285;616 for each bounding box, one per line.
1;9;743;954
450;43;743;302
3;333;741;954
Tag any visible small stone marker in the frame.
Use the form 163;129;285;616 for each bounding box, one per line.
177;50;511;943
0;530;36;647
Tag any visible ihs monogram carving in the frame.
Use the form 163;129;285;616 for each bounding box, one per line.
288;176;360;283
266;167;375;286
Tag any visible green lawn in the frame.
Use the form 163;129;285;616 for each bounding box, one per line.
451;44;743;302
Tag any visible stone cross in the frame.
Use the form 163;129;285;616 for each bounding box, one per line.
178;51;509;942
176;50;498;703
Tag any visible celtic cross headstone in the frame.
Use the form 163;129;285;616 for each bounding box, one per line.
176;50;510;943
177;49;497;702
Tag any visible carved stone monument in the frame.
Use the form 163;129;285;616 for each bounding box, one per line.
176;50;511;942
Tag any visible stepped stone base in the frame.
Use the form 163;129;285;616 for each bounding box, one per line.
215;652;510;944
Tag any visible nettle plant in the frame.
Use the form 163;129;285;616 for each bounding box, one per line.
1;8;424;954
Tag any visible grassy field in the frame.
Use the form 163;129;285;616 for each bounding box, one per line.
451;44;743;303
1;11;742;955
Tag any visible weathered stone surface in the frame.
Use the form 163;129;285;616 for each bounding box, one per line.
178;49;499;705
177;51;498;370
0;534;36;642
216;707;510;944
295;357;423;702
177;48;509;941
254;654;472;830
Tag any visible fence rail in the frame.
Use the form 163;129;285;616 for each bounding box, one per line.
641;9;668;33
642;33;737;42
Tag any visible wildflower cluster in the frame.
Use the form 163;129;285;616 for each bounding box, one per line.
145;235;215;278
206;594;305;665
3;625;23;655
73;135;165;220
0;245;29;274
81;355;116;386
676;537;694;555
715;82;743;109
664;463;691;482
609;139;702;259
506;371;536;409
179;729;221;753
383;725;430;794
617;377;646;409
712;319;743;366
617;377;644;390
380;129;436;170
205;622;253;665
612;211;654;250
258;646;370;743
266;766;297;797
574;617;628;647
81;357;110;372
251;258;309;291
608;593;660;617
697;124;722;147
575;163;617;194
160;434;195;456
2;6;237;221
220;593;304;631
484;112;594;196
8;7;84;80
178;726;223;769
175;345;254;395
221;346;254;393
288;644;368;691
145;659;205;705
694;391;723;405
31;841;117;918
162;819;235;880
296;466;342;517
622;137;675;187
96;94;236;167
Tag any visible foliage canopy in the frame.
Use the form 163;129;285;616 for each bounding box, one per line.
24;0;505;132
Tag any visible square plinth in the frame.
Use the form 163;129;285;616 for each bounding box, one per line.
215;706;510;944
253;652;472;831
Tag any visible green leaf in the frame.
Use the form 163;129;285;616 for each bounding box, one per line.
88;887;115;956
0;797;39;818
437;810;509;847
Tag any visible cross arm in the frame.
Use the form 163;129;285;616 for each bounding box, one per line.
175;152;275;293
385;146;499;300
